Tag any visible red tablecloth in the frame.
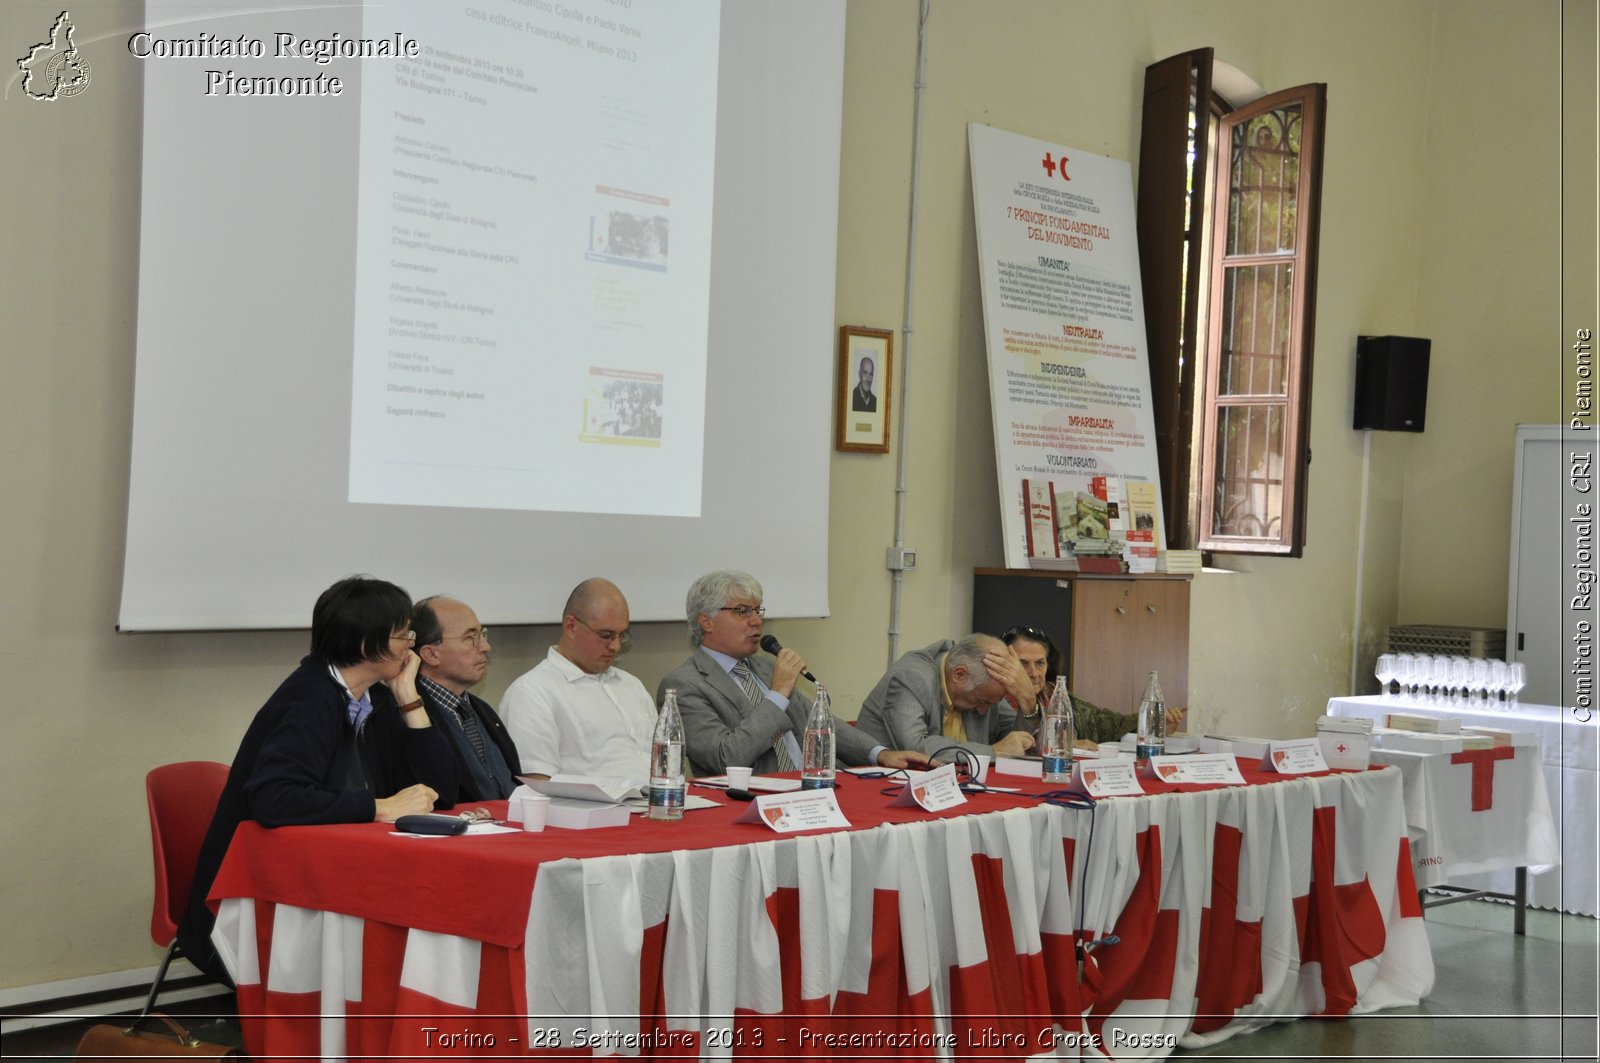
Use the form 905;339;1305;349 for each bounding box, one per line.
210;763;1432;1061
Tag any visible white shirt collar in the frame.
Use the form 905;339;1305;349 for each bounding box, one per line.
545;644;617;683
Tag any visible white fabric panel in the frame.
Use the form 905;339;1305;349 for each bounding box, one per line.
795;832;855;1005
398;930;480;1010
211;898;259;988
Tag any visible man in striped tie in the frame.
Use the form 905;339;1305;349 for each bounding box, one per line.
656;570;928;777
413;596;521;802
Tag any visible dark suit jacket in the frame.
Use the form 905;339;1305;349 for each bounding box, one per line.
851;385;877;413
418;686;521;802
655;647;879;775
178;655;456;984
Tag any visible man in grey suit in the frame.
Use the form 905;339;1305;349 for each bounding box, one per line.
854;634;1037;759
656;570;929;776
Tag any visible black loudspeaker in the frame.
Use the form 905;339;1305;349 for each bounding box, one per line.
1353;335;1430;432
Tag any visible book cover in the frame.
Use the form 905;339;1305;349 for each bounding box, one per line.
1123;479;1161;558
1021;478;1059;558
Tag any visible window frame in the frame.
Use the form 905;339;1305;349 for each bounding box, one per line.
1196;83;1327;555
1137;54;1327;557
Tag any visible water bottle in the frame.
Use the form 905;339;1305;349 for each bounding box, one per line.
1136;671;1166;763
800;683;837;790
648;688;686;820
1040;676;1075;782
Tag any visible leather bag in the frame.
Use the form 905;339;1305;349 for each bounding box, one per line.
75;1013;237;1059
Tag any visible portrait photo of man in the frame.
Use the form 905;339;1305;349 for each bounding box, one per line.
851;355;877;413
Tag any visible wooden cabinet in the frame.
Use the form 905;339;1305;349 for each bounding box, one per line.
972;569;1191;716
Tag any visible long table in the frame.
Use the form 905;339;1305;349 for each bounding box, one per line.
1328;695;1597;916
210;763;1432;1061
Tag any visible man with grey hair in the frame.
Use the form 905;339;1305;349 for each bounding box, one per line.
854;634;1037;759
500;577;657;780
656;570;929;776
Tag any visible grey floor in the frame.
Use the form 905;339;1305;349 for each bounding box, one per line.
1177;900;1599;1062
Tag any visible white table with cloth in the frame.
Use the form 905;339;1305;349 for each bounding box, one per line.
1328;694;1598;916
208;761;1433;1061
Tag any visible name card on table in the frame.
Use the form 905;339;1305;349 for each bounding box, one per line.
890;763;968;812
735;788;851;833
1262;737;1330;775
1148;752;1248;786
1074;756;1144;797
994;755;1043;778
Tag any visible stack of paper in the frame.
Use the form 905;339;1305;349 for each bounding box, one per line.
520;774;639;830
1199;735;1271;759
1384;713;1462;733
1461;725;1537;748
1374;728;1464;754
1158;549;1202;574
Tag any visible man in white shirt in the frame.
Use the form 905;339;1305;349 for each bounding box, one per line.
500;578;657;780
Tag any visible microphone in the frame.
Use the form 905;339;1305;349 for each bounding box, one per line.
759;634;817;683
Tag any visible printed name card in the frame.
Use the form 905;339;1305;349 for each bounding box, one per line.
890;763;968;812
994;756;1043;779
1147;752;1248;786
1073;757;1144;797
734;788;851;833
1262;737;1329;774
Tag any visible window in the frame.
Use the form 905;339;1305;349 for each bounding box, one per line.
1137;50;1326;555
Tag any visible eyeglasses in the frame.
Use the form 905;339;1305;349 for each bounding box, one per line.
573;614;632;651
391;630;417;645
719;604;766;619
458;627;490;647
1003;626;1050;646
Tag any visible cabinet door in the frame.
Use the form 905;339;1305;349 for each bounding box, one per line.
1507;426;1564;706
972;573;1072;666
1070;579;1189;714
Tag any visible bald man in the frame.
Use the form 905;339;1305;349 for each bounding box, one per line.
500;578;657;781
413;596;520;802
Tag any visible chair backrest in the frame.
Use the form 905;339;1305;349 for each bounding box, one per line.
145;761;230;946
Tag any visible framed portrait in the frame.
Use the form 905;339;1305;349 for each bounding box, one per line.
835;325;893;453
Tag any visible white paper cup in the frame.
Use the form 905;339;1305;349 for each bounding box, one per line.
971;755;991;782
520;794;550;832
725;766;754;791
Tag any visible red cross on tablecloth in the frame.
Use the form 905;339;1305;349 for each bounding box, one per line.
1449;746;1515;811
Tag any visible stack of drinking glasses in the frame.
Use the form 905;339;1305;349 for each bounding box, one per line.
1373;653;1526;709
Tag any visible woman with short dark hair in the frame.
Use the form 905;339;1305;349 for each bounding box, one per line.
178;575;456;983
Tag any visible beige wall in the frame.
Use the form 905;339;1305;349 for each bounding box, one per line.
0;0;1574;990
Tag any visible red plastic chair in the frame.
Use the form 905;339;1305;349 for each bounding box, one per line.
143;761;229;1016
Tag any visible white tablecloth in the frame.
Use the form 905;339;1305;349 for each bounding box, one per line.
1370;745;1559;887
1328;695;1598;916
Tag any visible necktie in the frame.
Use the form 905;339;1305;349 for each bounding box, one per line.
732;659;796;771
453;700;490;765
943;704;969;744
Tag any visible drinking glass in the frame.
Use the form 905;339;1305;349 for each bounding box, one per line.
1431;655;1453;702
1395;653;1420;701
1374;654;1397;697
1467;657;1490;704
1448;657;1471;703
1505;661;1526;709
1393;654;1416;700
1487;658;1509;708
